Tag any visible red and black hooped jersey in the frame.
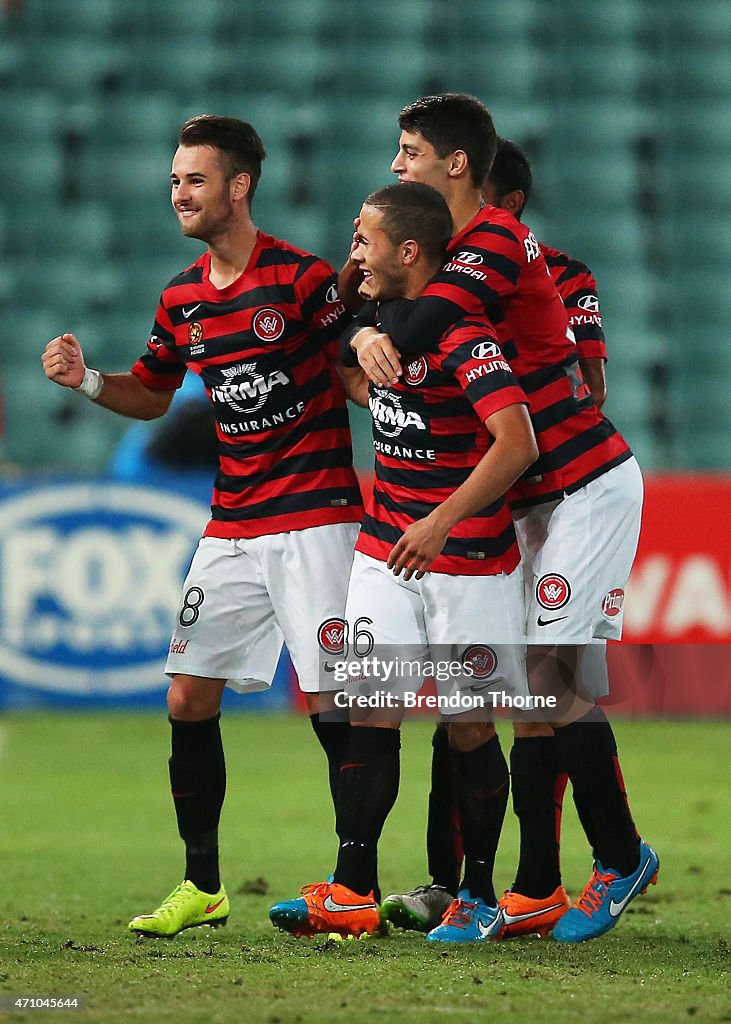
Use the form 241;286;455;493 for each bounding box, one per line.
375;206;631;506
131;232;363;538
541;242;608;362
356;317;526;576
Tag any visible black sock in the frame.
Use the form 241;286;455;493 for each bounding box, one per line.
554;707;640;876
333;726;400;898
449;735;509;906
426;725;461;895
310;713;351;811
168;714;226;894
510;736;565;898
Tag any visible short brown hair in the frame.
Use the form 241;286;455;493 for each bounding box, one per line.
399;93;497;188
364;182;453;265
178;114;266;203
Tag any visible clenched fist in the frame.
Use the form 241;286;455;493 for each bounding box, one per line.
42;333;86;389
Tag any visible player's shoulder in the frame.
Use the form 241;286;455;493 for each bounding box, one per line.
540;241;596;284
458;204;520;242
456;207;539;266
257;231;334;276
439;315;501;357
161;253;206;294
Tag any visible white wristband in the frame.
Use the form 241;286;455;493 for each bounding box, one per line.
73;367;103;400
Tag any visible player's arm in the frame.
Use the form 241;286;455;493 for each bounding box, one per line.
579;356;607;408
388;403;537;580
338;302;403;384
371;228;520;359
562;269;607;407
344;226;516;381
342;296;464;386
42;333;175;419
333;363;370;407
344;294;468;381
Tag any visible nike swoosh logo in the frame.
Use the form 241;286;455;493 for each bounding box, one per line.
500;902;565;926
608;860;654;917
477;915;501;938
205;898;226;914
322;894;375;913
182;304;202;318
323;662;337;673
469;682;495;693
536;615;568;626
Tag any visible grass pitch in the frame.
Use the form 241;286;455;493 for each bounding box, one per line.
0;713;728;1024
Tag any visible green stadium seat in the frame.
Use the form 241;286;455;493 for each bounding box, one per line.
552;101;650;141
620;427;656;468
114;38;220;94
86;93;180;147
677;429;731;471
5;201;114;261
115;0;224;40
101;309;175;368
3;144;64;201
0;37;21;83
16;38;125;94
535;0;641;37
262;206;330;258
429;0;540;40
569;209;646;264
4;369;127;471
668;100;731;151
550;44;644;97
486;100;551;142
674;373;731;469
661;1;731;43
82;143;174;204
208;41;335;97
348;404;375;472
14;258;124;320
3;88;60;140
316;39;433;100
591;266;654;314
423;41;541;101
668;155;731;207
319;0;431;41
540;149;641;209
238;0;336;40
23;0;118;38
669;214;731;264
602;374;652;422
667;48;731;96
109;206;190;262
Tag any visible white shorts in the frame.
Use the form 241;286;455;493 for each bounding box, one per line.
515;457;643;646
341;552;528;716
165;522;359;694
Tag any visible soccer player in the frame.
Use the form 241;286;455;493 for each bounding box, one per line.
343;95;658;944
384;137;619;937
42;115;365;938
268;181;538;941
482;139;608;411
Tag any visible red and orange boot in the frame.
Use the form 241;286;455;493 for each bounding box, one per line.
269;881;380;938
494;884;570;938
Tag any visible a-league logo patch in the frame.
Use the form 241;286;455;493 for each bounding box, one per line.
253;307;286;341
601;588;625;619
403;356;428;386
318;618;346;655
462;644;498;680
536;574;571;610
188;321;203;345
